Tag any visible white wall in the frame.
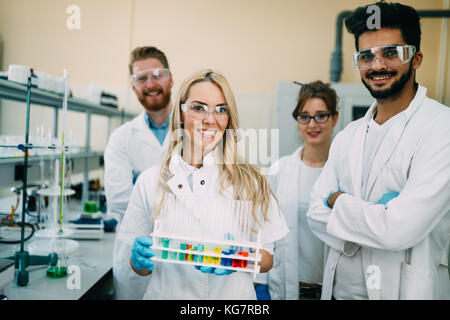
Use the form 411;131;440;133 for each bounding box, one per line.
0;0;448;151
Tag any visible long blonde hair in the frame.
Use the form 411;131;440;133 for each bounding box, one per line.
155;69;276;225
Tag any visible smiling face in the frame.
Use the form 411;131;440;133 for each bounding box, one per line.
131;57;173;112
181;81;229;158
358;28;422;100
298;97;338;146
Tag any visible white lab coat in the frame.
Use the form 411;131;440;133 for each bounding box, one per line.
104;111;169;300
267;146;327;300
116;149;289;300
307;85;450;300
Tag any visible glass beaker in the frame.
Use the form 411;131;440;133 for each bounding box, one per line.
46;236;68;278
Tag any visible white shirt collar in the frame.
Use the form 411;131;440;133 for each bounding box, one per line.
168;145;222;176
364;84;427;124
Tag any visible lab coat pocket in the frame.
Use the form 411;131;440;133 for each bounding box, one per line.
399;262;434;300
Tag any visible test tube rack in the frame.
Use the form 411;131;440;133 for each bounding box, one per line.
150;195;263;278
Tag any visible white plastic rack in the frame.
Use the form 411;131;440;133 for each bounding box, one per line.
149;195;264;278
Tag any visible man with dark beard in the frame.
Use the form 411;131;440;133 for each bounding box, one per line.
104;47;173;299
306;2;450;300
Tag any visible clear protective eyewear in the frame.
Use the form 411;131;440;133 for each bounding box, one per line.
352;45;416;70
131;68;170;87
297;113;331;124
180;102;229;120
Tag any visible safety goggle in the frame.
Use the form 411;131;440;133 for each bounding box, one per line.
352;45;416;70
180;102;229;120
130;68;170;87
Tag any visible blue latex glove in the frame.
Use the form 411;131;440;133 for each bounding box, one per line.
131;236;155;271
378;192;399;205
194;265;235;276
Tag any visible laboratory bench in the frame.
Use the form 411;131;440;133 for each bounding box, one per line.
0;172;117;299
0;227;116;300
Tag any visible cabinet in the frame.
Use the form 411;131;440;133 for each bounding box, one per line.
0;78;137;203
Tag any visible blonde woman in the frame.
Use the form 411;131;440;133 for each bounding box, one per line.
116;69;288;299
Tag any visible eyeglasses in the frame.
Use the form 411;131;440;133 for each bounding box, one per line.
352;45;416;70
297;113;331;124
180;102;229;120
130;68;170;87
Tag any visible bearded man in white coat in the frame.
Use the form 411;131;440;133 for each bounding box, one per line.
307;2;450;300
104;46;173;299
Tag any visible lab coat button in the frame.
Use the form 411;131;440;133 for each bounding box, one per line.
178;184;183;189
200;180;205;185
330;264;335;270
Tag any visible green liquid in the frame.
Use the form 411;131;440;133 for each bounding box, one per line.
47;266;67;278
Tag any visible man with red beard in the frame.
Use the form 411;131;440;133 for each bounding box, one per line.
104;46;173;299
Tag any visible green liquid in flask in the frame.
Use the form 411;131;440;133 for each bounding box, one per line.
47;266;67;278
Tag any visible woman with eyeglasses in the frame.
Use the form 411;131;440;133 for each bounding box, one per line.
116;69;288;299
266;80;339;300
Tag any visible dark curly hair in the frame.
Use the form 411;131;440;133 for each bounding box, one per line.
345;1;421;51
292;81;339;121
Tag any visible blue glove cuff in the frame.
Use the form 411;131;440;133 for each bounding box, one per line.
324;193;333;208
377;192;400;205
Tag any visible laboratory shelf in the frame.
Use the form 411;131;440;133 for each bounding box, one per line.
0;149;103;164
0;76;136;202
0;79;135;118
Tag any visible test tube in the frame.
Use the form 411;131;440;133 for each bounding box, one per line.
213;247;222;265
186;244;192;261
238;251;249;268
221;248;233;267
179;243;187;261
188;247;195;262
169;239;178;260
196;244;204;263
203;247;211;264
162;238;170;260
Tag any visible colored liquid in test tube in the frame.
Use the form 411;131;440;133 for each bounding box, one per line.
213;247;222;265
186;244;192;261
221;236;236;267
169;239;178;260
195;244;204;263
221;249;233;267
238;251;249;268
203;247;211;264
188;247;195;262
162;238;170;260
232;251;249;268
179;243;187;261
